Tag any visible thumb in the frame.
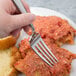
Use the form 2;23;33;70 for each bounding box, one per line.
10;13;35;31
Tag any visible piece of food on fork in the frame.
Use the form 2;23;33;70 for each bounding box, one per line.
14;38;76;76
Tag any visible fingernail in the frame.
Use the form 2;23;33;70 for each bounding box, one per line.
29;14;36;21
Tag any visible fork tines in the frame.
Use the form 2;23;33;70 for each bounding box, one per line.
30;33;58;67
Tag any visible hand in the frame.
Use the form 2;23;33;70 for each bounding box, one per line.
0;0;35;38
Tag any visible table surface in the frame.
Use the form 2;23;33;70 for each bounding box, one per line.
25;0;76;23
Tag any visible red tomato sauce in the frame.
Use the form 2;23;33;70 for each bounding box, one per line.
14;16;76;76
15;38;76;76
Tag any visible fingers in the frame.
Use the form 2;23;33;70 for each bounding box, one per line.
23;26;30;32
10;28;21;37
10;13;35;32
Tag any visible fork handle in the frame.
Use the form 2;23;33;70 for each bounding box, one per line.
13;0;35;33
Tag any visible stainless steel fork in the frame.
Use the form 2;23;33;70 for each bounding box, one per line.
13;0;58;67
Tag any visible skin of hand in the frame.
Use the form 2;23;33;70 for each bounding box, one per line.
0;0;35;38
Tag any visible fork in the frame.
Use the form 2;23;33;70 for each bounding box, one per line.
13;0;58;67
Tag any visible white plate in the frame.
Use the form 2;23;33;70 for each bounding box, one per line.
17;7;76;76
